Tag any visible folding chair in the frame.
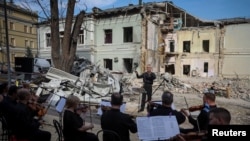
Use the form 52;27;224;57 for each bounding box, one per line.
0;115;9;141
53;119;64;141
96;129;121;141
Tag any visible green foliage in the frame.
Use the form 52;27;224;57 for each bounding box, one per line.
25;47;33;58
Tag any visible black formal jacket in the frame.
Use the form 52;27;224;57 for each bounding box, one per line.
188;104;217;131
101;108;137;141
14;102;41;139
149;106;186;125
136;72;156;85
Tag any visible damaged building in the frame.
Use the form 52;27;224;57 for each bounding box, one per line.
36;1;250;78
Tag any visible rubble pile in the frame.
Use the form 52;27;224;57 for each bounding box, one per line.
174;76;250;99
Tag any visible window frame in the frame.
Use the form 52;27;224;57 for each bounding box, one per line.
104;29;112;44
123;27;133;43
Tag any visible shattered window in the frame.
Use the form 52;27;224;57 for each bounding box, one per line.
183;65;190;75
170;40;175;52
123;58;133;73
78;30;84;44
104;29;112;44
123;27;133;43
183;41;190;53
104;59;113;70
204;62;208;73
203;40;209;52
46;33;51;47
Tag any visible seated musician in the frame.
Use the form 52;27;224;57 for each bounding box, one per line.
180;92;217;133
0;81;8;96
101;93;137;141
0;85;19;130
149;91;186;125
14;88;51;141
168;107;231;141
63;95;98;141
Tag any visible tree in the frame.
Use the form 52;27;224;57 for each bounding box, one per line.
25;47;33;58
50;0;85;72
19;0;86;72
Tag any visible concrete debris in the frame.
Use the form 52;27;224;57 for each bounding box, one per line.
122;72;250;100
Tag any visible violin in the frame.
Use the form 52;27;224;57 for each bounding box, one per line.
146;101;163;113
100;105;136;119
183;105;204;112
167;131;207;141
180;131;207;141
28;100;47;118
28;93;48;118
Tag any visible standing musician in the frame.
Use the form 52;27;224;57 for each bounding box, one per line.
149;91;186;125
180;92;217;133
135;64;156;112
101;93;137;141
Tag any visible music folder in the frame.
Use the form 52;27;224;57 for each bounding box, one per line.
136;116;180;141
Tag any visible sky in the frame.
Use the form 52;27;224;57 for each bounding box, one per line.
81;0;250;20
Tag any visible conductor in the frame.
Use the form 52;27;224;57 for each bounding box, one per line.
135;64;156;112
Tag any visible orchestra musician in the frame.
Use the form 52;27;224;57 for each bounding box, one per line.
180;92;217;133
167;107;231;141
63;95;98;141
149;91;186;125
101;93;137;141
14;88;51;141
0;85;19;131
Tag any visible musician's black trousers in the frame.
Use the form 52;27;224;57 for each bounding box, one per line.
141;84;152;110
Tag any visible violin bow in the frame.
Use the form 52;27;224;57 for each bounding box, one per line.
184;97;191;116
88;95;93;131
184;97;201;133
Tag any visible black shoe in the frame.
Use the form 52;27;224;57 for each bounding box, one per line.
138;109;144;113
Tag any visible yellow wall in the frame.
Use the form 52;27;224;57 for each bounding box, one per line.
0;5;38;64
177;28;217;53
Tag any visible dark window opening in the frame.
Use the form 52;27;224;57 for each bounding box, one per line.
183;41;190;53
104;29;112;44
183;65;190;75
204;62;208;73
123;58;133;73
165;64;175;75
203;40;209;52
46;33;51;47
78;30;84;44
170;40;175;52
123;27;133;42
104;59;112;70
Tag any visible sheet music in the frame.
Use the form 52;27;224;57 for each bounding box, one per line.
56;97;66;113
97;100;126;115
35;87;43;96
136;116;180;140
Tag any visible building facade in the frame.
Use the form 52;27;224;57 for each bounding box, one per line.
164;27;220;77
221;22;250;78
0;2;38;66
38;1;213;73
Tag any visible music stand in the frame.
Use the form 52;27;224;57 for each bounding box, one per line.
55;97;66;126
132;88;147;112
152;78;170;96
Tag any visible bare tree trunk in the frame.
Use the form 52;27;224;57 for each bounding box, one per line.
61;0;76;71
50;0;60;68
62;11;85;72
49;0;85;72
